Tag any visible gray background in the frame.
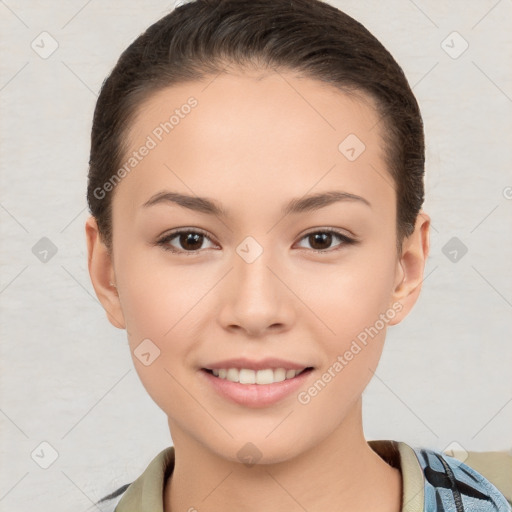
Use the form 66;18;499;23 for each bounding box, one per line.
1;0;511;510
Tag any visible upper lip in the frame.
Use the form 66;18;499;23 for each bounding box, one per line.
203;357;313;371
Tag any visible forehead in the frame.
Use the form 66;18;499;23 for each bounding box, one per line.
114;70;394;220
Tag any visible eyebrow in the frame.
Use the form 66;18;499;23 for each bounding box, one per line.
141;190;371;217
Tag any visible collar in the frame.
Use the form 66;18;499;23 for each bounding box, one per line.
115;440;425;512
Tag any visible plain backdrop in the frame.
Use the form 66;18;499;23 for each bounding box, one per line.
1;0;511;510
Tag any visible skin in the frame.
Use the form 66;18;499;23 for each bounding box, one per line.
86;67;430;512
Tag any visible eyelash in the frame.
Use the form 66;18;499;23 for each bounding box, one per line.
155;228;357;256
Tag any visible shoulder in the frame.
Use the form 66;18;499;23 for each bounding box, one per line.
412;446;512;511
94;446;175;511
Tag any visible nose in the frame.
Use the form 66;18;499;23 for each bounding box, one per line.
217;248;295;337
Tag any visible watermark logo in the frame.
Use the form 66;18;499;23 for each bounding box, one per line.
442;236;468;263
32;237;58;263
237;442;263;467
338;134;366;161
443;440;469;468
31;441;59;469
134;338;161;366
236;236;264;264
31;31;59;59
441;31;469;60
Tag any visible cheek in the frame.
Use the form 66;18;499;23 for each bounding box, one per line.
298;251;397;340
298;265;395;416
116;248;208;341
115;251;215;395
119;267;201;414
295;244;397;401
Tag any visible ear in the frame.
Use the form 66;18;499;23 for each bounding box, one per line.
387;211;430;325
85;215;126;329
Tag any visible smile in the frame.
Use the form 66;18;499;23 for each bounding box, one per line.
200;367;314;408
204;367;312;385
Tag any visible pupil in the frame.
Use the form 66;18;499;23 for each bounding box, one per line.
310;232;331;250
181;233;202;250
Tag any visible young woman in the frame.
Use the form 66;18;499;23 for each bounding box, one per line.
85;1;511;510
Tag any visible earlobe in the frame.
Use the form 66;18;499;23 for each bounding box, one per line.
388;211;430;326
85;216;126;330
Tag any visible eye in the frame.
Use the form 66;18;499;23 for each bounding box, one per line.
156;229;217;255
156;227;357;255
295;229;357;253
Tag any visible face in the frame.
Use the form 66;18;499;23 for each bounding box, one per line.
87;68;428;464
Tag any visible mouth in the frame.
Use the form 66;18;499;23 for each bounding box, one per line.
200;366;315;407
201;367;314;385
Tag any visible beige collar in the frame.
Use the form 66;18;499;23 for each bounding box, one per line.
115;440;425;512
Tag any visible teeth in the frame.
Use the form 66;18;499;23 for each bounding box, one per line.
210;368;306;384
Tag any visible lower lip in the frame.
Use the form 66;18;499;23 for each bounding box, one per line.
200;368;314;408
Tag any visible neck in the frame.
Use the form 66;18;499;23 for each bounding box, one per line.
164;398;401;512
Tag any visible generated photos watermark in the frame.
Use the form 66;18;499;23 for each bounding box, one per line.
297;301;403;405
93;96;198;200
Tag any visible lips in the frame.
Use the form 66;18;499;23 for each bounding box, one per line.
200;365;315;407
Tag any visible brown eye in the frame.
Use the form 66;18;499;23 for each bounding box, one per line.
308;232;334;251
296;229;356;253
177;232;204;251
157;229;216;254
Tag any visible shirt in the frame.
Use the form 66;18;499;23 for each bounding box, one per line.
96;440;512;512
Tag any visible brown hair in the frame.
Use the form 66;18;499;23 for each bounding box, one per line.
87;0;424;255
